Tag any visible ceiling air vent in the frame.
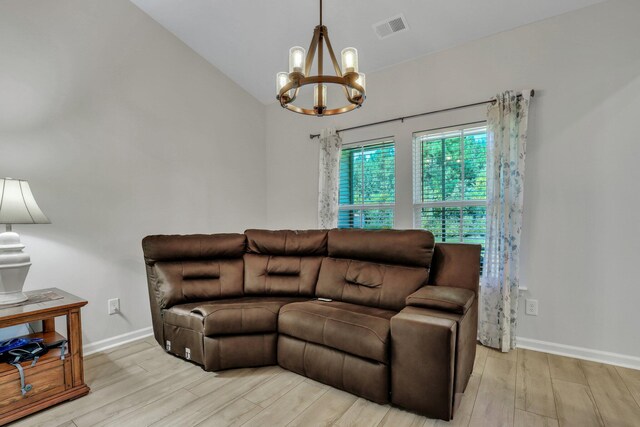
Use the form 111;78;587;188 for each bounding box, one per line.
373;14;408;40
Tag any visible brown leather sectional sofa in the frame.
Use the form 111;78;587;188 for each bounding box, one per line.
142;229;480;420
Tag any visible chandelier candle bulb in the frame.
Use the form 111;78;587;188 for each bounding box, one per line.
351;73;366;99
276;72;290;98
341;47;358;74
314;84;327;109
289;46;306;75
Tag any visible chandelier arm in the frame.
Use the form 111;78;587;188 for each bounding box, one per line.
323;31;354;103
283;75;343;86
285;103;358;116
350;81;364;93
322;31;343;77
279;77;364;100
280;80;299;98
304;27;320;77
343;81;363;105
318;31;325;111
345;90;357;104
342;73;364;104
349;81;365;100
285;104;317;115
320;104;359;116
342;83;355;104
346;91;364;105
318;29;324;77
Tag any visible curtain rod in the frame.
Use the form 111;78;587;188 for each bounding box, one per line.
309;89;535;139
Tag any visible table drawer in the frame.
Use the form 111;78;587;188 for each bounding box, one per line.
0;358;68;413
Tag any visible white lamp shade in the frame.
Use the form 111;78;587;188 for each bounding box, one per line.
0;178;50;224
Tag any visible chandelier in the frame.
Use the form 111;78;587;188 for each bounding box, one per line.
275;0;366;117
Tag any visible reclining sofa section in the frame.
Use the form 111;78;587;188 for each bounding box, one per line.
142;229;480;421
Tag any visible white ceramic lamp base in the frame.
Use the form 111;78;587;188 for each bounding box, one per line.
0;231;31;305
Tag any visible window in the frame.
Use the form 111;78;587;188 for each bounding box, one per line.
338;140;395;229
413;126;487;264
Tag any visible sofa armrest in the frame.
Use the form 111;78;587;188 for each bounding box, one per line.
406;286;475;314
144;264;165;347
390;307;457;420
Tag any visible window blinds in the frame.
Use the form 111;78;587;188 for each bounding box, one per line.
338;141;395;229
413;126;488;264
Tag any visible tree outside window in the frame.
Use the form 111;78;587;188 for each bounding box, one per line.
338;141;395;229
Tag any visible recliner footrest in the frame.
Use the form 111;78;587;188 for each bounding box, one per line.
277;334;389;404
204;334;276;371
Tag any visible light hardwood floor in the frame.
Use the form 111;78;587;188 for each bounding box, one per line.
9;337;640;427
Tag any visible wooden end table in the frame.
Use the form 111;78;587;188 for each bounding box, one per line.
0;288;89;425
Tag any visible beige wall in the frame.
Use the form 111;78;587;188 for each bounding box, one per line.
0;0;267;346
265;0;640;360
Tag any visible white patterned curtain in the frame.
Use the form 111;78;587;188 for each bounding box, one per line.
479;90;531;352
318;128;342;228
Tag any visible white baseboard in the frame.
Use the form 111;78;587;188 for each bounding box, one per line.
83;326;154;356
517;336;640;370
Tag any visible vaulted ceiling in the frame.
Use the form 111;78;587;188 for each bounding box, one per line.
130;0;604;104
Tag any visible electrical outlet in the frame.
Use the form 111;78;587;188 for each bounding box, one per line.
525;299;538;316
108;298;120;315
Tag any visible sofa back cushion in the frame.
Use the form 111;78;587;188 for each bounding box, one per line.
243;229;327;296
316;229;435;311
428;243;481;295
327;229;435;268
142;234;246;309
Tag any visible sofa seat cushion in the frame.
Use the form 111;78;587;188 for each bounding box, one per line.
163;302;205;332
278;300;396;363
405;286;475;314
164;297;308;336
